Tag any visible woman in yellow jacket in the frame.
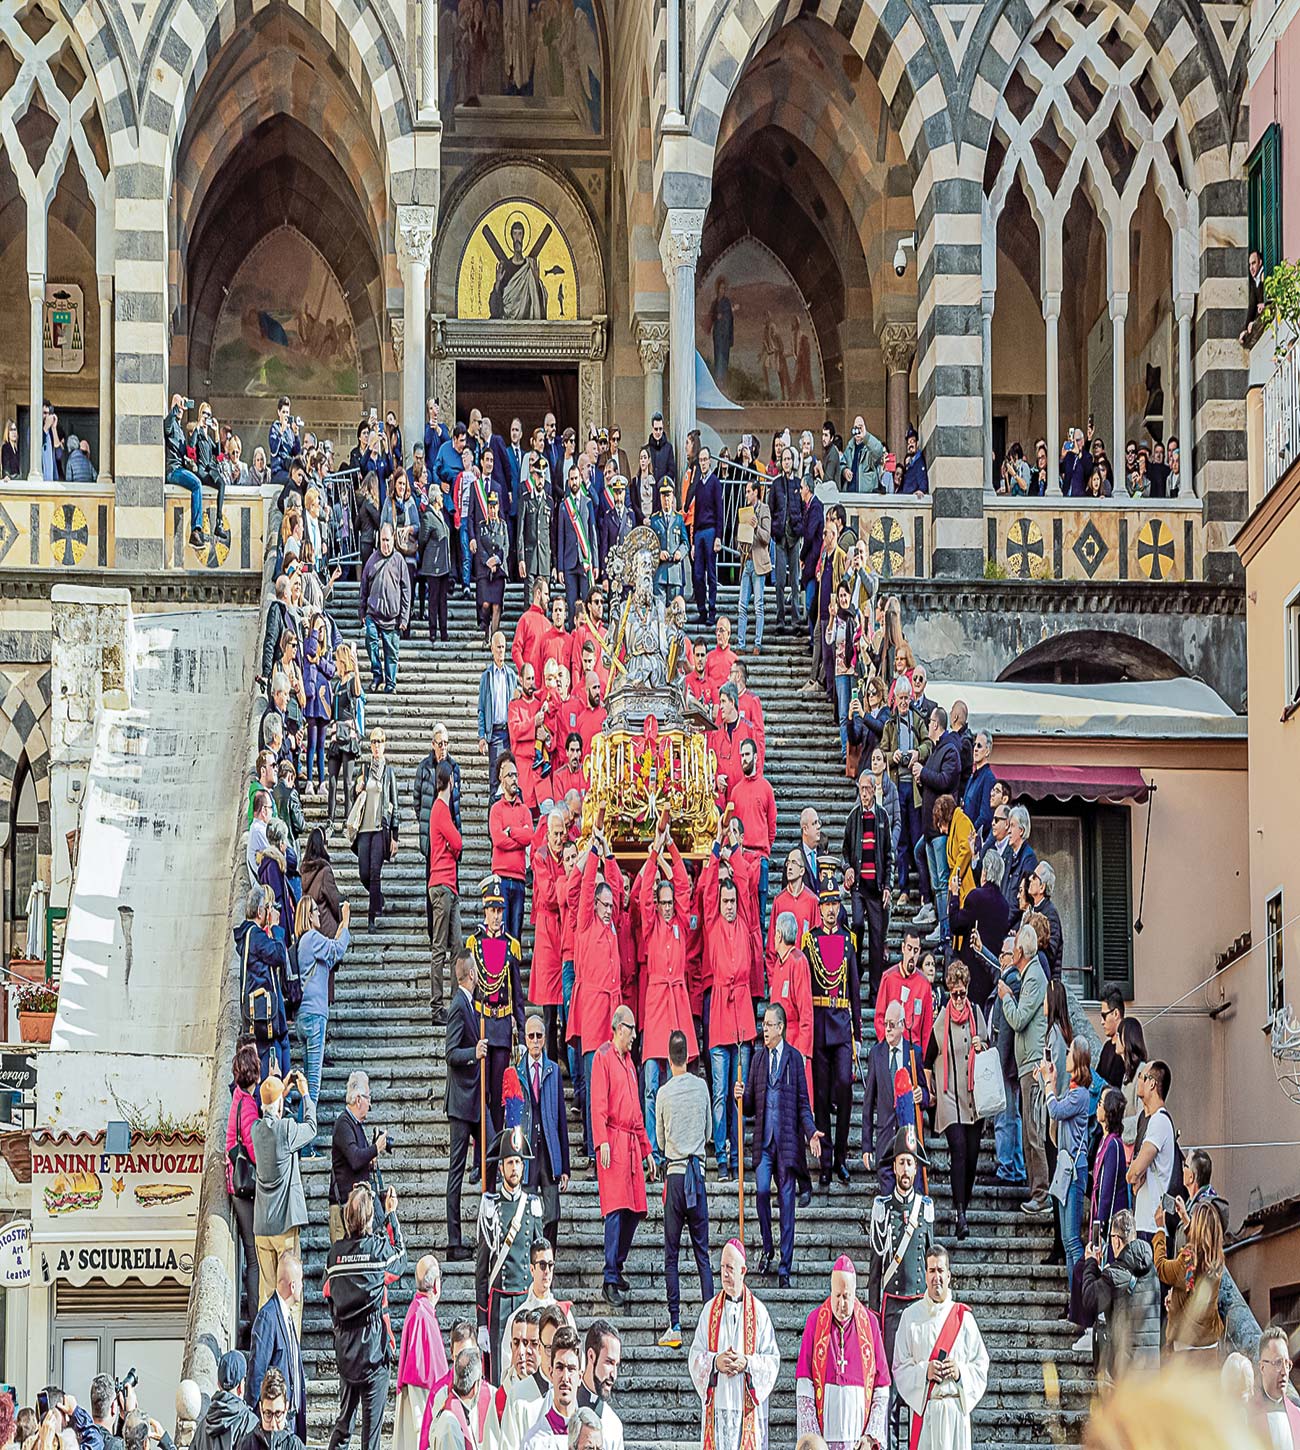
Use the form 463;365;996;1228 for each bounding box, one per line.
934;793;977;903
1153;1199;1224;1367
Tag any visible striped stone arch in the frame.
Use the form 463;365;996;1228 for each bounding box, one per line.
0;667;52;870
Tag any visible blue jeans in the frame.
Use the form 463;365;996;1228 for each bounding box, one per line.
755;1143;796;1276
562;961;583;1106
804;582;818;638
738;563;765;649
582;1048;595;1156
297;1012;328;1118
995;1082;1025;1179
644;1059;667;1165
1063;1165;1088;1285
835;674;853;754
501;877;525;945
459;519;472;588
924;835;950;940
758;856;770;935
364;616;399;688
169;466;204;532
709;1043;751;1171
603;1207;642;1285
692;528;718;621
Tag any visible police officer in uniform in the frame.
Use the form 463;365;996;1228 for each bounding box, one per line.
474;1118;546;1385
807;864;862;1188
866;1124;934;1448
467;875;526;1187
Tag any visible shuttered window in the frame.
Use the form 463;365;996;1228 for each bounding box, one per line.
1094;805;1133;999
1248;122;1283;275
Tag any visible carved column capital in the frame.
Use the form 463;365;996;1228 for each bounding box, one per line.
659;209;705;277
396;205;435;267
635;316;670;375
879;321;918;376
390;316;405;370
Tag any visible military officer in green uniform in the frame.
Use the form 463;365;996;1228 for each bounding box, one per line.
475;1120;546;1385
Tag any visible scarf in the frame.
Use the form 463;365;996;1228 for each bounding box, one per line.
808;1301;875;1435
939;999;977;1099
703;1290;758;1450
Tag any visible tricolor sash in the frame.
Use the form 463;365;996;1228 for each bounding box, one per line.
703;1290;758;1450
565;495;594;575
908;1302;968;1450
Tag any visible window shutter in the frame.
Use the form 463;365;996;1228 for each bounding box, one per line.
1248;123;1283;274
1096;806;1133;997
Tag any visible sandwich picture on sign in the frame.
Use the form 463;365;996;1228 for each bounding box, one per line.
135;1183;194;1208
44;1170;103;1215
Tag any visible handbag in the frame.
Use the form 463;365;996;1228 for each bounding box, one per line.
345;782;367;847
228;1102;256;1201
972;1044;1006;1119
1049;1143;1077;1204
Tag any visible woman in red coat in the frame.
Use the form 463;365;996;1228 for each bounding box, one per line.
639;833;699;1161
590;1004;653;1306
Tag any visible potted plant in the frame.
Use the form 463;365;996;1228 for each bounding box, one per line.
15;979;59;1043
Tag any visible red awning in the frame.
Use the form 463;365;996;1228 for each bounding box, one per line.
997;763;1150;805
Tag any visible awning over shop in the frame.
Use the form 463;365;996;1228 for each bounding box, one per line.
997;763;1150;805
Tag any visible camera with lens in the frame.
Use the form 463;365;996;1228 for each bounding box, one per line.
372;1126;394;1149
182;397;195;411
285;1075;305;1124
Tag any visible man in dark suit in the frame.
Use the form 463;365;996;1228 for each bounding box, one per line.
518;1009;570;1249
556;465;596;620
328;1071;387;1244
841;769;895;1006
246;1250;307;1444
860;998;930;1195
445;950;484;1261
492;418;526;567
738;1002;822;1288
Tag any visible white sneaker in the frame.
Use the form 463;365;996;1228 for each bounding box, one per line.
1071;1329;1093;1353
913;903;937;927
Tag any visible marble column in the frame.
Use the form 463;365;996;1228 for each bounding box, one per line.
396;205;434;462
659;209;704;473
419;0;439;121
635;316;669;438
1175;291;1194;496
1043;289;1061;487
28;272;44;482
98;272;113;480
879;321;917;462
664;0;685;126
1110;291;1128;465
981;290;995;486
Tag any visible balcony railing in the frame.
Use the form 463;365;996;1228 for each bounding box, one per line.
1263;337;1300;497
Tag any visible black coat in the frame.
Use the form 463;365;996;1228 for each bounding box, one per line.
840;799;895;896
1036;897;1063;979
415;500;451;578
260;600;296;679
413;751;462;852
444;988;481;1123
329;1108;378;1206
950;885;1011;1004
192;1391;257;1450
742;1042;816;1172
917;731;961;836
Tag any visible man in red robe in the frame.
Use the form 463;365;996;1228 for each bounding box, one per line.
730;659;766;771
589;1003;652;1308
568;838;624;1159
708;685;757;801
507;664;548;809
573;673;608;754
571;591;610;692
540;596;577;688
512;578;551;683
727;737;776;926
700;843;756;1181
639;831;699;1161
547;733;587;804
704;616;738;695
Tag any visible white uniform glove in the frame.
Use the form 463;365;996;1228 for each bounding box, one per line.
477;1326;490;1356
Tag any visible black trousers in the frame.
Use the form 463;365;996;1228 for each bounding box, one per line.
944;1121;982;1213
232;1194;259;1347
664;1173;713;1327
813;1039;853;1173
326;748;355;828
327;1368;388;1450
356;827;388;924
484;1043;509;1189
447;1115;475;1247
426;575;451;642
852;886;887;1004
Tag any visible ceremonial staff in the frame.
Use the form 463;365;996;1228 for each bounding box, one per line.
479;1010;488;1194
907;1052;928;1195
737;1054;745;1241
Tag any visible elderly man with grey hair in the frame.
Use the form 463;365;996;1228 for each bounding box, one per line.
1002;803;1039;908
425;1345;483;1450
392;1255;447;1450
328;1069;389;1243
1025;858;1062;979
567;1406;603;1450
359;519;411;692
998;923;1050;1214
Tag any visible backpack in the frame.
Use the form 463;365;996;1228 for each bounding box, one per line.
1133;1106;1187;1200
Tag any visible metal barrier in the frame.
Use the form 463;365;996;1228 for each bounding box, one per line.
323;466;362;568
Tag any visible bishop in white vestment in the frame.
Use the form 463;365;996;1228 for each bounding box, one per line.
688;1240;780;1450
892;1248;988;1450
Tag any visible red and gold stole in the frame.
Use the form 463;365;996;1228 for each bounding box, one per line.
703;1290;758;1450
809;1300;876;1436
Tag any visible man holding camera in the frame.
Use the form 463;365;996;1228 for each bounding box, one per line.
268;397;301;493
89;1373;141;1450
324;1182;408;1450
330;1071;390;1244
251;1072;317;1312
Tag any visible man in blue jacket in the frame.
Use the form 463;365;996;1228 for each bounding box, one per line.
556;466;597;620
518;1010;570;1249
688;444;723;627
267;397;301;488
739;1003;823;1287
424;399;450;459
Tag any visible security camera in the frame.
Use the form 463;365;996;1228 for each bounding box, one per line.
893;234;916;276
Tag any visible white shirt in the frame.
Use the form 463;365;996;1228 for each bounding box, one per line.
1134;1107;1174;1233
1261;1393;1296;1450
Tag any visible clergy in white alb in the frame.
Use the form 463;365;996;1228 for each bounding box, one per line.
795;1255;890;1450
689;1239;780;1450
426;1344;489;1450
892;1246;988;1450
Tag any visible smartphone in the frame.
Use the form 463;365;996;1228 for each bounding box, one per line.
1089;1221;1104;1251
36;1390;52;1418
1162;1193;1179;1217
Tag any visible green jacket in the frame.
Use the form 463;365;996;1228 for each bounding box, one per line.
879;709;932;806
1001;955;1048;1070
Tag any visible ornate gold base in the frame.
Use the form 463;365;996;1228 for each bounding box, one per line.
579;725;720;857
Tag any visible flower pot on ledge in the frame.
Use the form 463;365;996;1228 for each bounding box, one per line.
18;1010;55;1044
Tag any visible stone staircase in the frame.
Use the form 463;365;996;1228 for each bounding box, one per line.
291;582;1088;1448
